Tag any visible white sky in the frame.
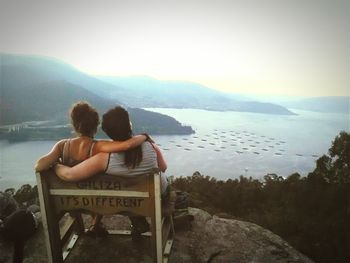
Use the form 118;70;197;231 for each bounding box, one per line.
0;0;349;96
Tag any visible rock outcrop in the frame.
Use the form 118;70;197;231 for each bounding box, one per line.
0;208;312;263
170;208;312;262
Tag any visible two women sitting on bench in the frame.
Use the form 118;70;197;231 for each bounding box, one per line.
35;102;168;238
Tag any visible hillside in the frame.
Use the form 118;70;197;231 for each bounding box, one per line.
245;94;350;114
281;96;350;113
0;74;193;140
98;75;296;115
1;53;116;98
0;80;112;125
0;53;295;115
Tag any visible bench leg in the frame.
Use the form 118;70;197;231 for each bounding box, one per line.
37;173;64;263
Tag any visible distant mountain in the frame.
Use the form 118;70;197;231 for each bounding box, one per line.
97;76;295;115
0;79;111;125
0;54;193;136
281;96;350;114
1;53;116;98
0;53;295;117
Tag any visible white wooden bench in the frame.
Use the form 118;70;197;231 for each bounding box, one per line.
36;169;175;263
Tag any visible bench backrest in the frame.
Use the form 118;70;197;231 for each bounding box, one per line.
39;170;159;217
36;169;163;263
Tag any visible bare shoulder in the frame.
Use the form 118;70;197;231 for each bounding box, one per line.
55;139;67;150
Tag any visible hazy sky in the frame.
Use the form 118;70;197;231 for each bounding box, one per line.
0;0;349;96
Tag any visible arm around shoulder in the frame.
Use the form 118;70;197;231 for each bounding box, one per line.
95;135;147;153
54;152;109;182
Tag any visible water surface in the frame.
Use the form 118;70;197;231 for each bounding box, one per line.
0;108;348;190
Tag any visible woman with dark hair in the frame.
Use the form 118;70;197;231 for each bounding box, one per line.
101;106;167;172
54;106;168;238
35;102;149;237
102;106;144;169
35;101;148;171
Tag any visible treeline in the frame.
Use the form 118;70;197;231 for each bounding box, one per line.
172;131;350;263
128;107;194;135
0;108;194;141
0;127;72;141
0;123;193;142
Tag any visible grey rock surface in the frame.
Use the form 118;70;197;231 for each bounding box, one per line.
0;208;313;263
0;192;18;220
170;208;313;263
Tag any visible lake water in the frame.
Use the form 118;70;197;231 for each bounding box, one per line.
0;108;349;191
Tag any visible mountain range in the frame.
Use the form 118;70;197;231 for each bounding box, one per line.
0;54;193;136
4;52;347;134
281;96;350;114
97;76;349;114
0;54;296;126
97;75;295;114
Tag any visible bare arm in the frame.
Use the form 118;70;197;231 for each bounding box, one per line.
54;152;109;182
95;135;147;153
35;140;65;172
150;142;167;172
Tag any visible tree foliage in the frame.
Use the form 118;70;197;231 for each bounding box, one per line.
173;131;350;263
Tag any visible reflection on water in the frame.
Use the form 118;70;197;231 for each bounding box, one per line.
0;108;349;190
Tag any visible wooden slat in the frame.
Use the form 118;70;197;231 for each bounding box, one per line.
52;197;152;217
62;233;79;261
162;217;171;249
36;172;63;263
154;173;163;263
49;189;149;198
107;229;152;236
44;170;157;191
59;215;75;240
163;239;173;256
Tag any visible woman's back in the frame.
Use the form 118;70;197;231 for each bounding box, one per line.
61;137;96;166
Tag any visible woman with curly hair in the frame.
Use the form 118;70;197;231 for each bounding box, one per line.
35;101;148;172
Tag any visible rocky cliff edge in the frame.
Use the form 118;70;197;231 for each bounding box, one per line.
0;207;312;263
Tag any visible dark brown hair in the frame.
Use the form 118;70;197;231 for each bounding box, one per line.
102;106;142;168
70;101;99;137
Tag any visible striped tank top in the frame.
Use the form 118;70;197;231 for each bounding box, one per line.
106;141;169;193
